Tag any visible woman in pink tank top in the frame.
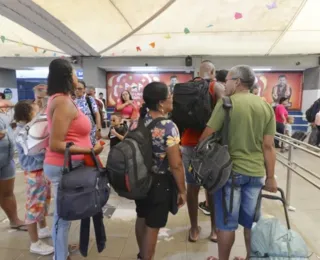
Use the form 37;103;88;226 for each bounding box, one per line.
43;59;103;260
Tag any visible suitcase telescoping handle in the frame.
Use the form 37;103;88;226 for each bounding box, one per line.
254;187;291;230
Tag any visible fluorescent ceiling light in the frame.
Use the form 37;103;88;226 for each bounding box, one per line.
130;66;158;72
253;67;272;71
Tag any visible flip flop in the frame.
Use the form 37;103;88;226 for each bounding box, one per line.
210;236;218;243
188;226;201;242
10;225;27;231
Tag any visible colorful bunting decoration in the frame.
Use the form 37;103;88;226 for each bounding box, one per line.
184;27;190;34
234;12;243;20
266;1;277;10
53;53;57;57
18;42;23;47
136;46;141;52
33;47;38;52
164;33;171;39
206;24;213;28
42;49;47;54
149;42;155;48
0;36;5;43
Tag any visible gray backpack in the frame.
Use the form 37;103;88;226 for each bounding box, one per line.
57;143;110;221
106;117;165;200
190;96;233;193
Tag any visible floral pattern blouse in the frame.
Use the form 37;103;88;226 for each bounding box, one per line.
131;113;180;174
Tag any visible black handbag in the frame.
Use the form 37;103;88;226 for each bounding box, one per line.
57;142;110;221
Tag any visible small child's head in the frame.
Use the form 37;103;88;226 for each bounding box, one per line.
110;113;122;127
14;100;39;123
287;116;294;124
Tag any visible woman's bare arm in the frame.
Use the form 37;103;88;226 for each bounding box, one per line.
116;101;130;111
49;97;92;155
166;144;186;194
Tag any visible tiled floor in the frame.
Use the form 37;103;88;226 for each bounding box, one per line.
1;141;320;259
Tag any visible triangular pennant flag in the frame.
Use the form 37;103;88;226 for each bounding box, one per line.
234;12;243;20
149;42;155;48
164;34;171;39
184;28;190;34
0;36;5;43
18;42;23;47
42;49;47;54
206;24;213;28
136;46;141;52
14;54;20;57
53;52;57;57
33;47;38;52
266;1;277;10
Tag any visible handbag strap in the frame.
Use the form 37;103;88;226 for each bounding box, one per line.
62;142;101;174
221;96;232;146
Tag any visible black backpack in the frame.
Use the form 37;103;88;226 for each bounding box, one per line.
190;97;233;194
172;78;213;131
306;98;320;123
106;117;165;200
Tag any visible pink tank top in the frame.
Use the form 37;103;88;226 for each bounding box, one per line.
44;93;92;166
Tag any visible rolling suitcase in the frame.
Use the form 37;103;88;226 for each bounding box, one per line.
250;187;309;259
292;131;307;142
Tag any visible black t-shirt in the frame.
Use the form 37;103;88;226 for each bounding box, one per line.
108;124;127;147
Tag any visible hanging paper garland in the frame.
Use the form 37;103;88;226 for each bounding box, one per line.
266;1;277;10
234;12;243;19
149;42;155;48
184;28;190;34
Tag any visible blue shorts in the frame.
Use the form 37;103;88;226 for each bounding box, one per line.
0;160;15;181
181;146;199;185
214;172;264;231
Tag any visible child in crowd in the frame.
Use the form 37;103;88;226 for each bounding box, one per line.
14;100;53;256
283;116;294;152
105;113;128;148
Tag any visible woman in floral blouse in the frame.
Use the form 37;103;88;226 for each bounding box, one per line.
132;82;186;260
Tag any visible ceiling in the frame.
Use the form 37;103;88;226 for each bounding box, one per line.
0;0;318;57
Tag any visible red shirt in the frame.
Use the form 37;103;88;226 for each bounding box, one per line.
275;104;288;123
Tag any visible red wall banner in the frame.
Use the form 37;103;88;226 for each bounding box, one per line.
106;72;193;107
255;72;303;110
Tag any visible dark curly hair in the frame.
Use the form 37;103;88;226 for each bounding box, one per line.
47;58;74;96
0;92;5;99
14;100;34;123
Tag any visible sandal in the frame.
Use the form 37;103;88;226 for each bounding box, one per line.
10;224;27;231
188;226;201;242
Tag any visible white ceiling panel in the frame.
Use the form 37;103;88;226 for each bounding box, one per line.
271;31;320;55
288;0;320;31
0;14;63;57
0;0;317;57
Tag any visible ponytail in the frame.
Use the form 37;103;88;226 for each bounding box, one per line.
139;103;148;119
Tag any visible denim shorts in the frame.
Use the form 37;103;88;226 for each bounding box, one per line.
0;160;15;181
181;146;199;185
214;172;264;231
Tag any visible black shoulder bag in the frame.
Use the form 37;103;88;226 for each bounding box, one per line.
57;142;110;220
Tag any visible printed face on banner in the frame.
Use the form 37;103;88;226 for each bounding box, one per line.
106;73;193;106
255;72;303;110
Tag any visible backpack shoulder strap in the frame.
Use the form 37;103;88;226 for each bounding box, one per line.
146;117;167;130
221;96;232;146
86;96;96;124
